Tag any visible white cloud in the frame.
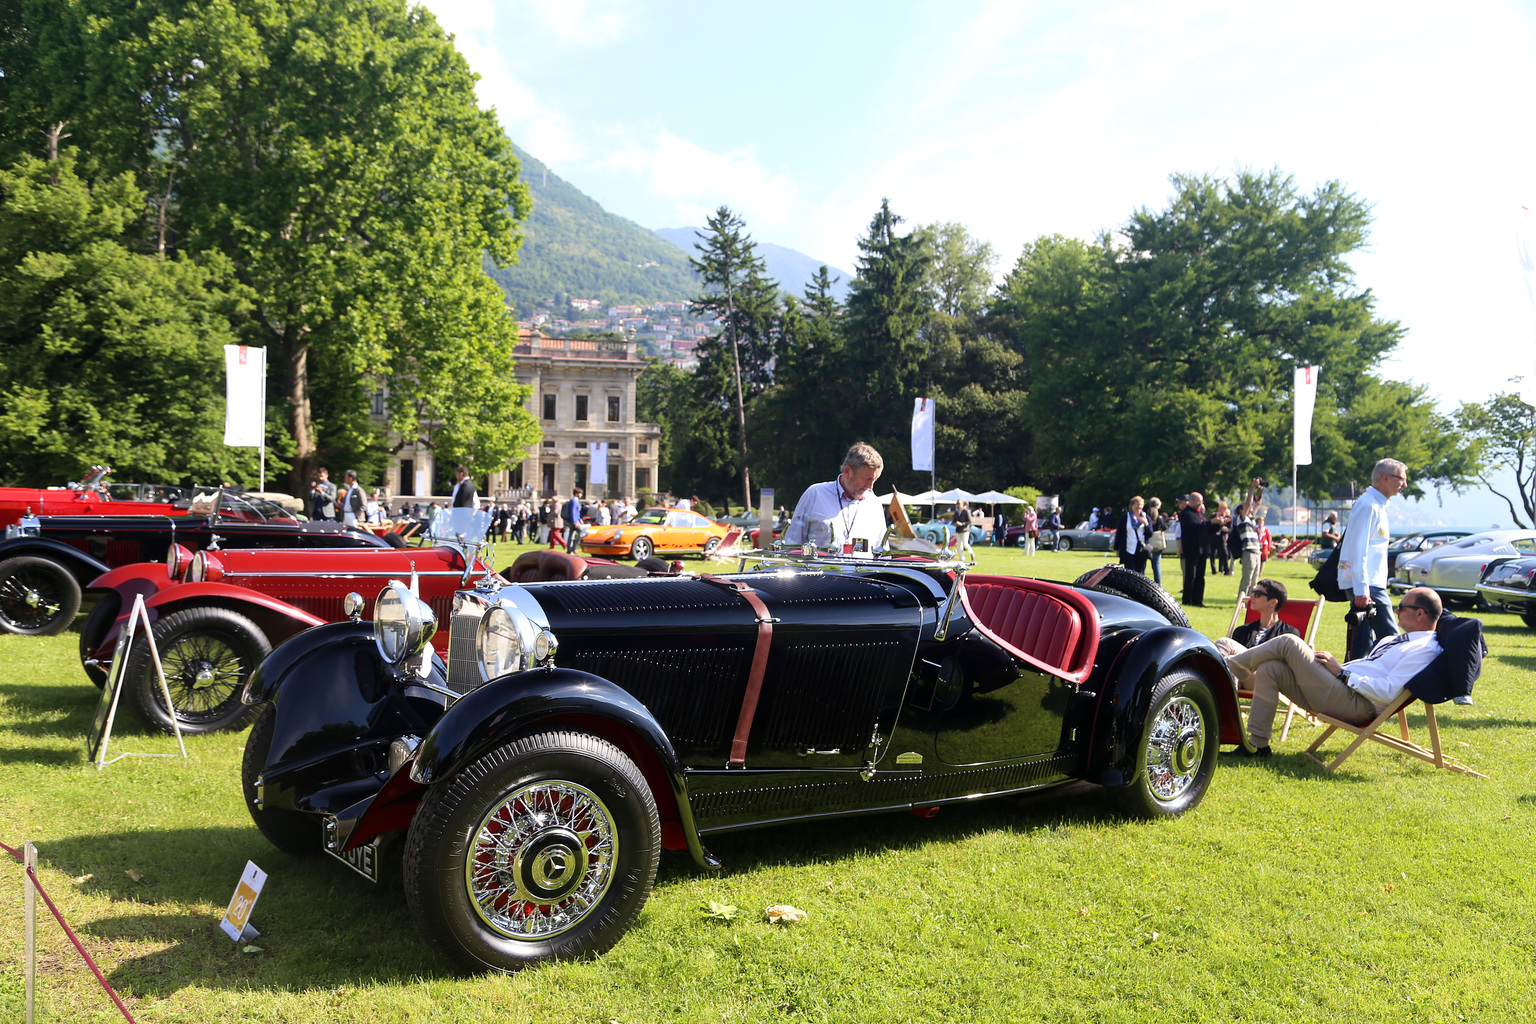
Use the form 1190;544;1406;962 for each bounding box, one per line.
595;130;798;231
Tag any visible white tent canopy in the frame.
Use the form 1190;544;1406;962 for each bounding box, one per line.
934;487;980;502
972;490;1024;503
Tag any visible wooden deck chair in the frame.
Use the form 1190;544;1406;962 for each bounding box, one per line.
1228;594;1326;742
1304;612;1487;777
709;526;745;559
1275;538;1313;560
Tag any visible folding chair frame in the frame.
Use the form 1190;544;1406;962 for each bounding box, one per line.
1229;595;1326;743
1304;692;1486;777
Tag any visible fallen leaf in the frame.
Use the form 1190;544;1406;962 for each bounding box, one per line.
1381;883;1396;893
241;945;263;954
765;904;806;925
125;869;144;882
702;901;738;922
1078;907;1090;917
73;874;94;885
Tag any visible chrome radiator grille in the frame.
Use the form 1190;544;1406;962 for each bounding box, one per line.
447;591;491;693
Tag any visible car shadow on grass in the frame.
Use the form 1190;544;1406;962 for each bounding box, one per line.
38;828;455;996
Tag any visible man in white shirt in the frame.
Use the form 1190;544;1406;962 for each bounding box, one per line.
783;443;888;556
1339;457;1408;659
1225;586;1443;756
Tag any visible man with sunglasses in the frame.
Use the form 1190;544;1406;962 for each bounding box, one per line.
1224;586;1442;757
1339;457;1409;659
1214;579;1300;658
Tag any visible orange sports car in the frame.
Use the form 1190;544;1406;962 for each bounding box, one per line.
579;507;729;561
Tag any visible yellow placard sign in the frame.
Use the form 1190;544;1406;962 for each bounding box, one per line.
221;861;267;942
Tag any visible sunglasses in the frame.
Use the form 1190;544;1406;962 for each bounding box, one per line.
1396;601;1423;612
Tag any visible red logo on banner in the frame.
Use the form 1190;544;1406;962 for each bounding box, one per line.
238;346;248;365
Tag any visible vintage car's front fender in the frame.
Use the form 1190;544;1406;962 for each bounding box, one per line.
1083;625;1244;787
145;581;326;628
412;667;717;868
244;618;372;706
0;536;110;585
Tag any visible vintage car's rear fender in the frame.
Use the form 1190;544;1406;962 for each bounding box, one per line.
1083;626;1243;787
0;536;110;585
412;667;717;869
146;581;326;630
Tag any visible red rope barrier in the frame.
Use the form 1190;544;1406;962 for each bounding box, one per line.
7;839;138;1024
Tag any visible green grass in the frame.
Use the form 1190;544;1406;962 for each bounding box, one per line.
3;547;1535;1022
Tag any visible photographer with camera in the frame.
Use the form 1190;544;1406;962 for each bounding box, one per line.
309;467;336;521
1231;477;1266;599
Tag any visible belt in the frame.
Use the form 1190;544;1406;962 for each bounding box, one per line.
699;574;776;767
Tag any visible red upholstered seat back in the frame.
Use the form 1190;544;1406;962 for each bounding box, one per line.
962;575;1099;683
509;550;589;583
1243;598;1318;634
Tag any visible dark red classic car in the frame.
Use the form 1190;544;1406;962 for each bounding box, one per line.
82;510;648;735
0;491;387;637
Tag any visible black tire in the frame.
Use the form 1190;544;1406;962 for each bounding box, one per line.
702;537;720;557
1117;668;1219;818
0;555;82;636
403;730;660;974
630;536;653;562
1074;565;1190;628
1056;536;1073;552
383;531;408;549
1523;611;1536;630
79;592;122;687
129;606;269;734
241;703;321;856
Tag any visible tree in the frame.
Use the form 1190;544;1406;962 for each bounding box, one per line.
1;0;538;485
842;199;934;484
1456;391;1536;527
920;221;996;320
995;171;1471;510
689;207;776;508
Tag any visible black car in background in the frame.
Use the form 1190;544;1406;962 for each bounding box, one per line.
242;558;1243;974
0;491;387;637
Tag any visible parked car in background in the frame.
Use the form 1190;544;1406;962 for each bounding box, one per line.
241;558;1242;973
913;518;988;546
1386;530;1472;573
0;466;201;528
579;507;729;561
1011;521;1116;552
1390;529;1536;603
1475;556;1536;627
0;492;387;637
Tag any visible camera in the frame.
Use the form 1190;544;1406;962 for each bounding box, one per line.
1254;477;1267;489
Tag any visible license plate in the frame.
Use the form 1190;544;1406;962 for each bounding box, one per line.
322;821;380;883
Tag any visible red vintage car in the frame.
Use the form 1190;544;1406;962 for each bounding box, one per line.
0;467;202;528
82;510;647;735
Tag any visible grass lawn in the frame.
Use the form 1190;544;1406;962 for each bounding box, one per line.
2;544;1535;1022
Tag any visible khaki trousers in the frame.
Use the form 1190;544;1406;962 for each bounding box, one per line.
1226;633;1378;745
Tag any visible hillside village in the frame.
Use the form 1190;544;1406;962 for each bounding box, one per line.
518;300;723;371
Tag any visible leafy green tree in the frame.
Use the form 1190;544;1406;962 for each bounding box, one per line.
842;199;934;484
1;0;538;485
0;152;262;485
995;172;1470;510
1455;390;1536;527
689;207;777;508
920;221;997;320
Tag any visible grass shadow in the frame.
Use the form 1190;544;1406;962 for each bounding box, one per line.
39;828;457;995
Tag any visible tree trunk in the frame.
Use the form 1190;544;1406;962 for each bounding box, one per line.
284;337;314;492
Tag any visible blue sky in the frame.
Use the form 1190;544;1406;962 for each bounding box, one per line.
424;0;1536;526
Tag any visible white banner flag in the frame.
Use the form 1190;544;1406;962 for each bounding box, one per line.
223;346;266;447
1516;206;1536;408
911;397;935;473
1293;365;1320;466
590;442;608;486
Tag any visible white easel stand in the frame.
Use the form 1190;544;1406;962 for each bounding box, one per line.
91;592;187;767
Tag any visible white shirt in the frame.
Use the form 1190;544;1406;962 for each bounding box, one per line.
1337;485;1391;596
1343;628;1441;708
1123;512;1140;554
783;479;887;555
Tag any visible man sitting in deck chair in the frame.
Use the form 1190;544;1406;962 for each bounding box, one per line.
1222;587;1443;758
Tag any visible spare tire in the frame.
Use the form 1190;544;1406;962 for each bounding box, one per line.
1073;566;1189;628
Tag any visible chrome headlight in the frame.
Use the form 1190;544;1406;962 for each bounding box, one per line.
477;606;527;679
166;544;191;580
373;580;437;665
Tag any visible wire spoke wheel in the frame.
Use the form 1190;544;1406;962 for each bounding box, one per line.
129;607;268;734
1118;668;1218;819
467;781;617;940
160;630;250;721
0;556;81;635
1142;695;1205;803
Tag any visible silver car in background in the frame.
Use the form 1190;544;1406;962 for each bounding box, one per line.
1390;529;1536;602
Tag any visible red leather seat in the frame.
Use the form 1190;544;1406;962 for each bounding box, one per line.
961;574;1099;683
509;550;588;583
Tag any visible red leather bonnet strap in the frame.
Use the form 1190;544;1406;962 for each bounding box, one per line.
699;574;775;766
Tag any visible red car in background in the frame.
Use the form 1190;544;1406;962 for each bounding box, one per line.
0;467;202;528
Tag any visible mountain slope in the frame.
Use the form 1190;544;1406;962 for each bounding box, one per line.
654;228;853;301
485;145;701;313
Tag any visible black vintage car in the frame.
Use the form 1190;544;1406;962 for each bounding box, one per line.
241;557;1244;974
0;491;387;638
1475;555;1536;627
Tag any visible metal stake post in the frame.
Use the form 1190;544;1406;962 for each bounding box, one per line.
25;840;37;1024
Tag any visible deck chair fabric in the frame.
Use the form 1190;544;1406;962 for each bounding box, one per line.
1227;596;1325;742
1304;612;1486;776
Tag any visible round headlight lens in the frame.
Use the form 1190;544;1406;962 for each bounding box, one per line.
188;551;206;583
165;544;187;580
372;581;436;665
477;606;526;680
533;628;557;665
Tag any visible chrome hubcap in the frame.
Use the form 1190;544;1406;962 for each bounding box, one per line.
23;589;40;608
1145;696;1205;802
467;781;616;940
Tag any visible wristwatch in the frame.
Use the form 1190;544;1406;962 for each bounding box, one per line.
1337;668;1352;688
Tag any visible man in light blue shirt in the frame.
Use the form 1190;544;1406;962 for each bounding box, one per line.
1338;458;1408;659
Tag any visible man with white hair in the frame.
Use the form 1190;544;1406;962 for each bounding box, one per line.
1339;457;1408;659
783;443;887;556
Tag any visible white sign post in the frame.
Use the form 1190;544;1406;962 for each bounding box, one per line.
1293;365;1320;533
24;841;36;1024
87;593;187;767
220;861;267;943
